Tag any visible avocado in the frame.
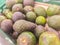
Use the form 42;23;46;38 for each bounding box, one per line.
12;4;23;12
48;15;60;30
6;12;13;19
34;25;46;38
26;11;36;22
36;16;46;25
24;6;33;13
0;15;6;27
13;20;37;33
39;32;60;45
45;23;59;36
12;32;19;39
47;5;60;16
0;15;6;22
6;0;16;8
34;6;46;17
1;19;13;34
17;32;36;45
3;9;11;15
12;12;25;22
23;0;34;6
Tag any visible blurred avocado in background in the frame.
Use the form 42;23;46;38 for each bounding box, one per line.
0;0;60;13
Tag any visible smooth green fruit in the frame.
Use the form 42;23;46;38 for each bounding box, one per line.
17;32;36;45
34;25;46;38
26;11;36;22
39;32;60;45
24;6;33;13
34;6;46;17
36;16;46;25
47;5;60;16
48;15;60;30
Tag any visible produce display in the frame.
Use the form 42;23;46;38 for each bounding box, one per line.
12;4;23;12
0;0;60;45
34;6;47;17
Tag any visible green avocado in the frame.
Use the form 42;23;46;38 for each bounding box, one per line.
47;5;60;16
48;15;60;30
39;32;60;45
34;6;46;17
17;32;36;45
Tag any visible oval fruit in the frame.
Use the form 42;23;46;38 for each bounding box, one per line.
48;15;60;30
47;5;60;16
34;6;46;17
17;32;36;45
39;32;60;45
1;19;13;34
36;16;46;25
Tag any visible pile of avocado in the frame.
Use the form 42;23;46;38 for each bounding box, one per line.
0;0;60;45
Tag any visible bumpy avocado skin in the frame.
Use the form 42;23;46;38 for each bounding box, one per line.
48;15;60;30
39;32;60;45
13;20;36;33
26;11;36;22
34;6;46;17
3;9;11;15
17;32;36;45
47;5;60;16
24;6;33;13
12;4;23;12
6;12;13;19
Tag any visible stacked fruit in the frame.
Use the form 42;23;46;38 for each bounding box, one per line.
0;0;60;45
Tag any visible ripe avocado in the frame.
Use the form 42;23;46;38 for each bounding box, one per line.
39;32;60;45
48;15;60;30
17;32;36;45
